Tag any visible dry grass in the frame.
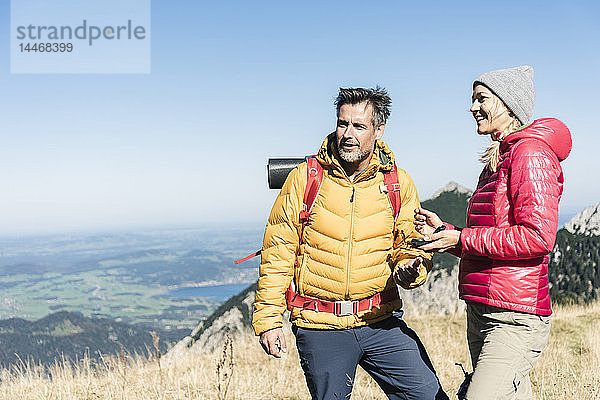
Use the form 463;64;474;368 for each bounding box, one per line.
0;302;598;399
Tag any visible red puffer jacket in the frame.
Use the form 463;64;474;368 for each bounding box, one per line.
452;118;571;316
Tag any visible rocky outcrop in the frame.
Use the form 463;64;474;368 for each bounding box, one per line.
430;181;472;200
564;203;600;236
401;263;463;316
164;283;257;359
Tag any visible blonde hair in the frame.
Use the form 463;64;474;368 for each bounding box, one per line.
478;95;522;172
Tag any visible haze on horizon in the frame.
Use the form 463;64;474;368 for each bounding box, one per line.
0;1;597;235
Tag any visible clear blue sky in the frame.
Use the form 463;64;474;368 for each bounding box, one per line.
0;1;598;234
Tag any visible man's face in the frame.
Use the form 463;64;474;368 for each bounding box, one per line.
335;102;384;164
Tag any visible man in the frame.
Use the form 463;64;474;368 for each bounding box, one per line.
252;87;448;400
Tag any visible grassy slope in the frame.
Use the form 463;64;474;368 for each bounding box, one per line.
0;302;598;400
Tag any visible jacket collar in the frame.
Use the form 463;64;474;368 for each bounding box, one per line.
316;133;395;182
500;118;572;161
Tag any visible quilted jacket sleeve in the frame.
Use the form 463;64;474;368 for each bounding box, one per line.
460;140;562;260
441;222;463;258
389;169;434;288
252;164;304;336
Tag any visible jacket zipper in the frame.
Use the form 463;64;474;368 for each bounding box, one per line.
466;196;474;226
345;185;356;299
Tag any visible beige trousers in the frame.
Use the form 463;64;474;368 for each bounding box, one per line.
465;302;551;400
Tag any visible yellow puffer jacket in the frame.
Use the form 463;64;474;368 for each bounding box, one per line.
252;134;432;335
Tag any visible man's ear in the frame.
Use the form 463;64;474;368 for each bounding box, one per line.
375;124;385;140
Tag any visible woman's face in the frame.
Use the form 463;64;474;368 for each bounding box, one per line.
471;84;513;138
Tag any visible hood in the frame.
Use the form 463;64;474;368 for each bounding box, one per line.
316;133;396;180
500;118;572;161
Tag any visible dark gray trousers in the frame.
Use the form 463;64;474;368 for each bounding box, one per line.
293;314;449;400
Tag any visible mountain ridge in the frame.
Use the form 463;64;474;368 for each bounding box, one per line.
0;311;187;368
564;203;600;236
430;181;472;200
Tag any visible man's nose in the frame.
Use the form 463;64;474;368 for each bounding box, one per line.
470;101;479;113
341;125;354;137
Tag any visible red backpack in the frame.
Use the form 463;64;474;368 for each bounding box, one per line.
235;155;403;261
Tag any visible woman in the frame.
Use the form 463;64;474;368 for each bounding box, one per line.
414;66;572;400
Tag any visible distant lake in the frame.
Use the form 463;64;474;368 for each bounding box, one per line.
163;283;251;301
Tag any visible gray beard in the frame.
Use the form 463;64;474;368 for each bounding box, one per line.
337;142;371;164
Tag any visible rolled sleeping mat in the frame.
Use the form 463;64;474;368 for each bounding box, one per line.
267;158;305;189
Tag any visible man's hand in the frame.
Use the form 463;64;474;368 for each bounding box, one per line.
420;230;461;253
393;257;423;289
259;327;287;358
414;207;444;236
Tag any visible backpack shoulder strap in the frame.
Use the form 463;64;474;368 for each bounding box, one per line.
235;156;322;265
299;156;324;226
288;155;323;299
382;164;402;221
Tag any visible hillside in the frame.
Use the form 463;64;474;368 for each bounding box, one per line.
0;302;598;399
550;231;600;303
422;181;472;228
0;185;598;398
564;203;600;236
0;311;187;368
548;204;600;303
166;282;257;353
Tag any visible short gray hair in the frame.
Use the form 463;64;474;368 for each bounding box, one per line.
335;86;392;128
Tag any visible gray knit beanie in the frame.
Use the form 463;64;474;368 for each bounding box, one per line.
474;65;535;125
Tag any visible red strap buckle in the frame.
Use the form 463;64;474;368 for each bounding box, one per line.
299;209;310;223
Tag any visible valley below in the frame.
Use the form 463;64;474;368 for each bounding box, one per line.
0;226;262;330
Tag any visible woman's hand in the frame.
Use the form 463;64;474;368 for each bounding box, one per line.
420;230;461;253
414;208;444;236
